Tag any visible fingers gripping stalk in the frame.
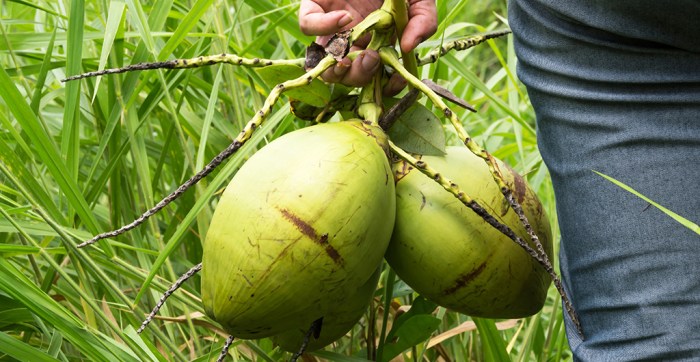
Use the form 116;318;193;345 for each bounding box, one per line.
78;55;338;248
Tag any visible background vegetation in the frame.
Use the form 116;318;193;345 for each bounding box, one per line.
0;0;572;360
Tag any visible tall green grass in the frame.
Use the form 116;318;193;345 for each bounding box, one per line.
0;0;572;360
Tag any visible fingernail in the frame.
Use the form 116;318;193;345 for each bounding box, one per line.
337;12;353;28
334;60;350;76
416;37;424;48
361;51;380;72
404;37;423;53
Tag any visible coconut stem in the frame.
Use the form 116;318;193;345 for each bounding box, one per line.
61;54;304;82
389;141;583;336
389;0;419;80
378;88;420;131
357;73;383;125
137;263;202;333
357;27;395;125
78;55;338;248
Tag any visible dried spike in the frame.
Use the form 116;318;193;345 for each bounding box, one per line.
61;54;304;82
137;263;202;334
79;55;338;248
216;335;235;362
77;140;242;248
290;318;323;362
61;60;177;82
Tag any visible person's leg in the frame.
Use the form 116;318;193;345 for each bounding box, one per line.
509;1;700;360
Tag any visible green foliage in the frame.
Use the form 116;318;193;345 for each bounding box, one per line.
0;0;572;361
380;297;441;362
256;65;331;107
386;100;446;156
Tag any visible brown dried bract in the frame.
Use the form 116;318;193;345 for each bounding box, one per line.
324;30;352;61
379;88;420;131
422;79;476;112
305;42;326;71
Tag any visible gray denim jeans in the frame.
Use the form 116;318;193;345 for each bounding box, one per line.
509;1;700;360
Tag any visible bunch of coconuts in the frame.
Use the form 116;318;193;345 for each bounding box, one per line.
64;1;560;356
200;119;552;353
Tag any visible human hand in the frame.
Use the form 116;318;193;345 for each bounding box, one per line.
299;0;437;91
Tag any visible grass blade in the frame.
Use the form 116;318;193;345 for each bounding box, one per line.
473;318;511;362
93;0;126;98
0;331;62;362
0;67;100;234
593;170;700;234
0;258;127;361
62;0;84;188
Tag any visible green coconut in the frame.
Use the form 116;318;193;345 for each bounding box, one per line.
272;267;380;352
386;146;553;318
201;121;395;339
